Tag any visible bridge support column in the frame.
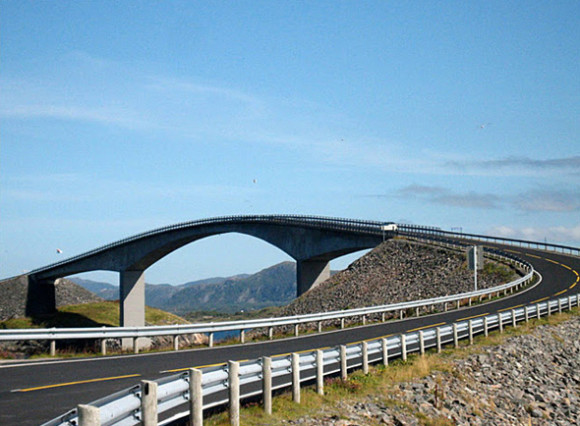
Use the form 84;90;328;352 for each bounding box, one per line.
296;260;330;296
120;270;149;350
26;276;57;317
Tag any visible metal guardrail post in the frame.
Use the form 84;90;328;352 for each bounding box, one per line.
468;320;473;345
262;357;272;415
190;368;203;426
381;338;389;365
268;327;274;340
525;306;529;323
316;350;324;395
419;331;425;355
78;404;100;426
294;324;299;337
453;324;458;348
484;316;489;337
512;310;517;328
101;339;107;355
401;334;407;361
292;353;300;403
362;341;369;374
240;330;245;344
499;313;504;333
173;335;179;351
141;380;158;426
340;345;347;380
229;361;240;426
436;327;442;353
50;339;56;357
209;332;214;348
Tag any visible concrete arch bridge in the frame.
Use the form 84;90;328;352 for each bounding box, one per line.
22;215;394;328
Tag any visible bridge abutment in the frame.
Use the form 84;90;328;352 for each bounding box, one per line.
296;260;330;296
25;276;56;317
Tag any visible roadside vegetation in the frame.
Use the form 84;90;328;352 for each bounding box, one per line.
0;300;186;330
203;307;579;426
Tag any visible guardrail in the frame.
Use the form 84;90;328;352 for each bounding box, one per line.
398;224;580;256
0;240;534;355
43;290;580;426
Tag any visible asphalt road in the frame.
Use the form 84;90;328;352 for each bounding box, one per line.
1;246;578;425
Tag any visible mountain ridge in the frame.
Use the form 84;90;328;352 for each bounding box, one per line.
71;262;296;314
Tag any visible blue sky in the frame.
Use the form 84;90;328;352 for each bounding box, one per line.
1;1;579;285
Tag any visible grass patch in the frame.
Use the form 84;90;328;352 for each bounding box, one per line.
0;301;188;330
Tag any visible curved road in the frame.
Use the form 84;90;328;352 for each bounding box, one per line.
1;246;578;425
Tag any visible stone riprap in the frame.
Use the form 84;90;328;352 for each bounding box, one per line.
284;315;580;425
0;277;103;321
282;239;515;318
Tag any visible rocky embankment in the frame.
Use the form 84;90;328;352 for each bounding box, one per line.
286;314;580;425
0;276;103;321
282;239;515;317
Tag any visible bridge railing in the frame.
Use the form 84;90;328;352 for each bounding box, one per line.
42;291;580;426
398;224;580;256
21;215;578;281
0;240;534;348
23;215;384;277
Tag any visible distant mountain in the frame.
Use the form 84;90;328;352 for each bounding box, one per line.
164;262;296;314
71;263;295;314
70;278;118;300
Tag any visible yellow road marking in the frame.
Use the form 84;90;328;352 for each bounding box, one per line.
14;374;141;393
531;297;549;304
545;258;561;265
554;289;568;296
407;322;445;332
498;304;523;312
457;313;489;322
527;254;542;259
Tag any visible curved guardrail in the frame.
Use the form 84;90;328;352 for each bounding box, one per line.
399;224;580;256
0;240;533;349
43;290;579;426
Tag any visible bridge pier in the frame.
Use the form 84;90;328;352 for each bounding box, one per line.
296;260;330;296
25;276;56;317
120;270;149;350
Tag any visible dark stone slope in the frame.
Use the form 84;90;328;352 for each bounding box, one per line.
0;277;102;321
281;239;513;316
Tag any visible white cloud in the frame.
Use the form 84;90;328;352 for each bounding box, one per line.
395;185;579;213
445;155;580;177
488;224;580;245
513;189;580;212
396;185;501;209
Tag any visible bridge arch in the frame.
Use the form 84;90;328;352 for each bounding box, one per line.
25;216;389;333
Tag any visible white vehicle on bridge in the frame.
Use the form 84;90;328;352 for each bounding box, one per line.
380;223;398;232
